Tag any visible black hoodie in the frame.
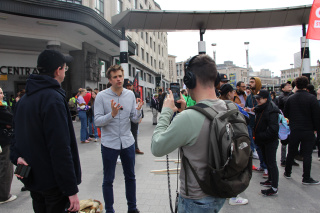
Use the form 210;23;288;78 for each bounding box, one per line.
254;100;280;146
10;74;81;196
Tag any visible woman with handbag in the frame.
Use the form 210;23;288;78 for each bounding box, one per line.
77;89;91;143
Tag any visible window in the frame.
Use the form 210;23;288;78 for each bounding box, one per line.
140;4;143;9
154;59;156;68
159;61;161;69
144;73;146;81
133;67;136;77
117;0;122;14
135;43;139;56
146;33;148;44
141;48;144;60
146;52;149;63
151;56;153;66
162;47;163;56
129;64;132;76
154;42;156;51
158;45;160;54
134;0;137;9
95;0;104;16
141;32;143;39
145;0;147;4
150;38;152;48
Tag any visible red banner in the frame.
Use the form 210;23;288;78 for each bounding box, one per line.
306;0;320;40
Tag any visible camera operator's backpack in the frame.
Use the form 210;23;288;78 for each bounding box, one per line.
183;100;252;198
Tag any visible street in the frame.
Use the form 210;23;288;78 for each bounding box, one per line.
1;105;320;213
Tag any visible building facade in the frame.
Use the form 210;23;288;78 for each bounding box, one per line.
0;0;169;102
280;66;319;84
168;54;177;83
217;61;249;87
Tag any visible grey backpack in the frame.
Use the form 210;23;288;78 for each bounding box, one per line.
183;100;252;198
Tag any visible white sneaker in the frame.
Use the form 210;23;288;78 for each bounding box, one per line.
229;196;248;205
253;151;259;160
117;158;122;164
94;138;98;142
0;195;17;204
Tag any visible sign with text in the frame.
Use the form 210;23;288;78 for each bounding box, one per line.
0;66;39;75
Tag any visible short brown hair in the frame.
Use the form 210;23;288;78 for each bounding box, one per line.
106;65;124;79
184;55;217;88
295;76;309;90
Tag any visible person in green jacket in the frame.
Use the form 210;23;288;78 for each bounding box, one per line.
181;89;196;107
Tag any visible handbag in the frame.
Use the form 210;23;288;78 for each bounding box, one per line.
278;110;290;140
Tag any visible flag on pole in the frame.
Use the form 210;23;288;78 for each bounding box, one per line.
306;0;320;40
133;73;139;95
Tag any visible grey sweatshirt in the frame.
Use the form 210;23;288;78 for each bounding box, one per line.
94;88;141;150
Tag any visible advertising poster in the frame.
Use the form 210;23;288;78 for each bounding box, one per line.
229;73;236;88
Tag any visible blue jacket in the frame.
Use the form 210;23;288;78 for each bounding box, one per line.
10;74;81;196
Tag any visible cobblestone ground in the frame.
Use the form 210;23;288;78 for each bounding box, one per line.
1;105;320;213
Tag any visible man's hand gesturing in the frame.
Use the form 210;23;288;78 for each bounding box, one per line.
111;99;122;118
136;98;144;110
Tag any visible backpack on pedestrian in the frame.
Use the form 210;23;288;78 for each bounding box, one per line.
278;110;290;140
68;97;76;110
183;100;252;198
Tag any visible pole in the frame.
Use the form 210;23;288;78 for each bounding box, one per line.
198;29;206;54
120;27;129;78
300;24;311;82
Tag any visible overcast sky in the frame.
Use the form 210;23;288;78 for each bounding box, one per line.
155;0;319;76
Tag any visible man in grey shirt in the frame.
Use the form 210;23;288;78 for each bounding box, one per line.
94;65;143;213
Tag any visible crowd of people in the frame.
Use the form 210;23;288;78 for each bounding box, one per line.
1;50;320;213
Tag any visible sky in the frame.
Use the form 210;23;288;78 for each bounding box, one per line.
154;0;319;76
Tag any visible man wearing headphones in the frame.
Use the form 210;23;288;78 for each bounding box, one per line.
151;54;226;212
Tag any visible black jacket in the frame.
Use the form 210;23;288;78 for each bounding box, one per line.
0;106;13;147
151;97;159;110
254;100;280;146
277;91;293;111
284;90;320;132
10;74;81;196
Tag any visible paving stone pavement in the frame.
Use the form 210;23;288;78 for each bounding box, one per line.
2;105;320;213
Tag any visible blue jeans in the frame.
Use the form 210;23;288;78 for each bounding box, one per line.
178;195;225;213
88;115;98;139
101;144;136;213
78;111;88;141
248;125;267;169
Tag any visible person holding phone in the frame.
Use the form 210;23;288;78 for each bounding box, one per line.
10;50;81;212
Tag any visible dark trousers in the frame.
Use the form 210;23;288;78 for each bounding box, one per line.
101;144;136;213
70;110;77;121
260;140;279;188
30;187;69;213
0;145;13;201
285;130;315;180
131;122;139;150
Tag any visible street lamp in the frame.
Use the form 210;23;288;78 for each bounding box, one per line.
244;42;249;70
211;43;217;62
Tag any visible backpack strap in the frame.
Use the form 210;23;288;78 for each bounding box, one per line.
186;103;218;120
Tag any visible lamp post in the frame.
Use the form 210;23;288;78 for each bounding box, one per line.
211;43;217;62
244;42;250;71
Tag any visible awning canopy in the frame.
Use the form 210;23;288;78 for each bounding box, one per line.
112;5;311;31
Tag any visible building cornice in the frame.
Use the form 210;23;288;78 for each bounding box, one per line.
0;0;136;55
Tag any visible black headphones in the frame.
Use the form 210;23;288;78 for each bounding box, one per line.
183;55;221;89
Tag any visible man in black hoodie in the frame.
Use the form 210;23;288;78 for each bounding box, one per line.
284;76;320;185
10;50;81;212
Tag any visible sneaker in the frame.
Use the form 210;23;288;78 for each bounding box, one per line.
254;167;264;172
87;137;93;141
0;195;17;204
81;140;90;143
293;160;299;166
228;196;248;205
280;161;286;167
263;171;268;179
252;165;257;170
261;188;278;196
117;158;122;164
302;178;320;185
283;172;292;179
260;180;272;187
94;138;98;142
253;151;259;159
21;186;28;191
135;149;144;154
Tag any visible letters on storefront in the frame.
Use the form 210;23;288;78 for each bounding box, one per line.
0;66;39;75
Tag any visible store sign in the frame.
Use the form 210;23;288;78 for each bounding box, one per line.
0;66;39;75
